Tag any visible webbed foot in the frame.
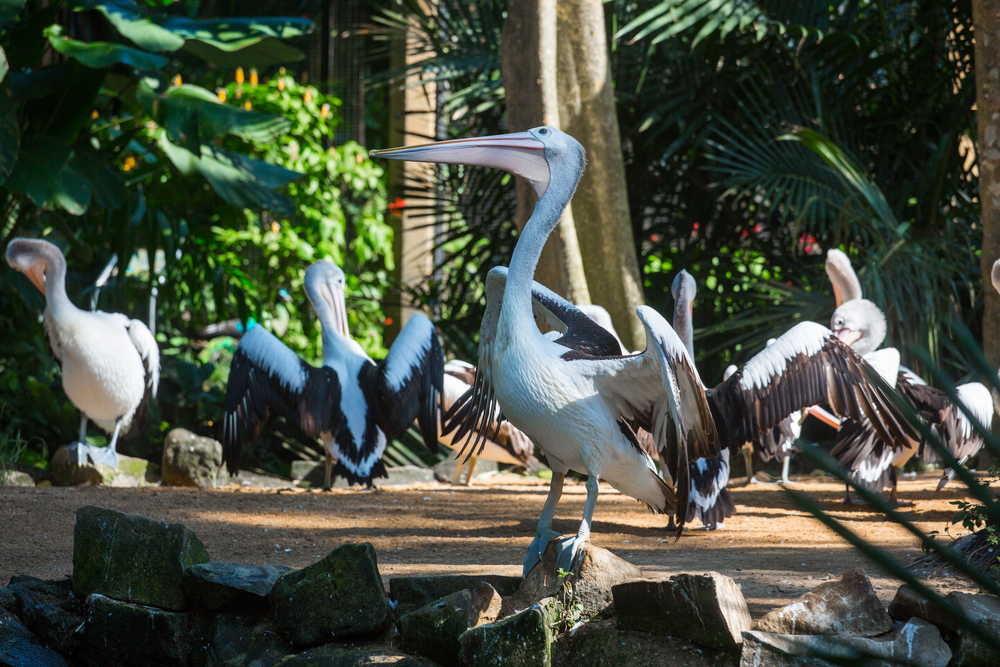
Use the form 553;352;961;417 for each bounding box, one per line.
87;445;119;469
554;534;589;573
66;441;91;466
523;529;562;577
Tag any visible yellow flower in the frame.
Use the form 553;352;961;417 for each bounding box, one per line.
123;156;136;172
172;74;182;86
321;103;330;119
91;110;99;119
250;69;259;86
271;221;280;233
304;90;312;103
216;88;227;102
235;67;244;84
244;101;252;111
277;77;285;91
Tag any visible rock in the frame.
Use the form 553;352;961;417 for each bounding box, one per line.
460;597;558;667
752;568;891;637
52;446;158;487
188;613;292;667
432;452;499;484
612;572;752;652
888;585;950;628
390;574;521;619
400;584;502;667
0;576;84;656
0;606;32;639
292;462;434;488
161;428;229;487
270;542;389;645
0;470;34;486
275;646;443;666
740;619;951;667
73;505;210;610
519;541;642;619
0;629;69;667
82;594;189;667
183;561;291;611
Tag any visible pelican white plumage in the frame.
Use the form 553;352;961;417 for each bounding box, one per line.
6;238;159;468
375;127;917;575
440;359;537;484
223;260;444;490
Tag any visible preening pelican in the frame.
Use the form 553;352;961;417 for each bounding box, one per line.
223;260;444;489
5;238;159;468
375;127;917;575
440;359;537;484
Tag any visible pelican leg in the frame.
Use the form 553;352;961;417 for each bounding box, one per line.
88;418;122;469
452;458;467;485
744;444;761;485
324;451;333;491
781;456;792;484
67;414;90;465
555;475;599;573
889;467;914;508
523;471;565;577
463;457;478;486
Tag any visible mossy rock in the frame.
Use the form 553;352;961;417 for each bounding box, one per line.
270;542;389;646
82;594;189;667
72;505;209;610
460;598;559;667
275;646;443;666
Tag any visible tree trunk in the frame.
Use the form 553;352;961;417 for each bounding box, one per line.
974;0;1000;445
500;0;590;305
555;0;646;351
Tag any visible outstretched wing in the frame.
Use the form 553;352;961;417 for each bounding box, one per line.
572;305;720;528
710;322;917;455
222;324;341;474
373;312;444;452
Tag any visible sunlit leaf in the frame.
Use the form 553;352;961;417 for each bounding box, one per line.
5;137;92;215
160;135;299;215
44;24;170;70
181;37;304;69
78;0;185;52
155;16;313;49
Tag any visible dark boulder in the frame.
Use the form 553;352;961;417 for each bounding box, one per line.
183;561;291;612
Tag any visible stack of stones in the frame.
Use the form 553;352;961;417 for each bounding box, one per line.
2;506;998;667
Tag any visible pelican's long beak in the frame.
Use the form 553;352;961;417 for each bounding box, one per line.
24;260;47;296
371;132;550;197
833;328;862;347
328;283;350;339
806;405;842;429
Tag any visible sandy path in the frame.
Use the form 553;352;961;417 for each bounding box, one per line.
0;472;985;617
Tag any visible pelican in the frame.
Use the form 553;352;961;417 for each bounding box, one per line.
824;250;996;501
440;359;537;484
5;238;159;468
223;260;444;490
375;127;917;575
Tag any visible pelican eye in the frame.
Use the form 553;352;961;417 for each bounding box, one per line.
538;128;548;135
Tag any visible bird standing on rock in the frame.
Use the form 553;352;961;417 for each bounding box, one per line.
5;238;159;468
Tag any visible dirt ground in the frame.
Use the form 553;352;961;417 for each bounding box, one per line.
0;471;989;620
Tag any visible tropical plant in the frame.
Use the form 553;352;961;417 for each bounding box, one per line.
370;0;983;390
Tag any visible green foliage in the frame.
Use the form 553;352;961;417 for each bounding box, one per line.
0;407;27;478
0;2;393;475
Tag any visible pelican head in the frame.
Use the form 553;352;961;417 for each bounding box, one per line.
671;270;696;312
830;298;886;355
304;260;350;339
371;126;585;200
825;248;862;306
992;259;1000;295
5;238;66;297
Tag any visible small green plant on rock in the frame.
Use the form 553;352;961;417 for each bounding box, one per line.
554;567;584;632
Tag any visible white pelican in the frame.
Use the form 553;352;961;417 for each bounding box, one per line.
5;238;159;468
440;359;537;484
374;127;918;575
824;250;996;501
222;260;444;490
